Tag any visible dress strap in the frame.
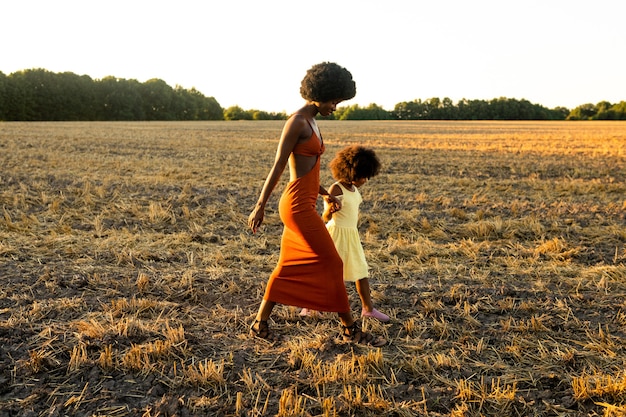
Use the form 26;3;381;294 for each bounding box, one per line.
291;113;322;143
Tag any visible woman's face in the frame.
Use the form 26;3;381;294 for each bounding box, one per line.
316;100;342;117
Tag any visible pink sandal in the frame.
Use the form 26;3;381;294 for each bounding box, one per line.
300;308;320;317
361;308;390;322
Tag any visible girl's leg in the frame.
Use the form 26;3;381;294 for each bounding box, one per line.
355;278;374;312
357;278;390;322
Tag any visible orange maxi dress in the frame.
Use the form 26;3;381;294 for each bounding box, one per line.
262;119;350;313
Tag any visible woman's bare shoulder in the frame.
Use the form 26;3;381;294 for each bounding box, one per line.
282;113;311;140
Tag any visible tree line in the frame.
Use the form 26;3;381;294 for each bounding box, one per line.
1;69;624;121
565;101;626;120
0;69;224;121
332;99;626;121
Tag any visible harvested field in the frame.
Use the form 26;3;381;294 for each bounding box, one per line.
1;120;625;416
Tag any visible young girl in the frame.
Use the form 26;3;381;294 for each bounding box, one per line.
301;145;390;322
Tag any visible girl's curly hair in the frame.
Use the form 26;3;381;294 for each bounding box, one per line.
329;145;381;183
300;62;356;102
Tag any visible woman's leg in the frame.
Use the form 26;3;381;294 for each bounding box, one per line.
337;310;386;347
250;300;278;340
338;311;354;327
254;299;276;321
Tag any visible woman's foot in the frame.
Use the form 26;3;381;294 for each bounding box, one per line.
249;319;282;342
361;308;390;322
342;321;386;347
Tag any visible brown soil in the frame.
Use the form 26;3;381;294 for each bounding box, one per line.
1;121;625;416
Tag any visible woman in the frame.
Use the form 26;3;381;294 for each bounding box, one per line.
247;62;386;347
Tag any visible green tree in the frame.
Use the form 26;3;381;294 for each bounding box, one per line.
96;76;144;120
441;97;456;119
336;103;390;120
140;78;175;120
567;103;597;120
4;69;58;120
392;100;426;120
552;107;570;120
224;105;252;120
594;101;614;120
171;86;224;120
608;101;626;120
0;71;6;120
456;99;490;120
423;97;441;119
201;96;225;120
56;72;97;120
251;110;271;120
172;86;201;120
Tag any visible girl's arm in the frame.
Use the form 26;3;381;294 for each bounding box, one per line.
322;183;342;222
248;117;305;233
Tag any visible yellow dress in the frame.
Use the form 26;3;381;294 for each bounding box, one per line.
325;182;368;282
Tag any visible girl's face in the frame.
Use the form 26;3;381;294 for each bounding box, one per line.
316;100;343;117
353;177;368;188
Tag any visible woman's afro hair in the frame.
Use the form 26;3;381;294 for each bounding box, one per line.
300;62;356;102
329;145;381;183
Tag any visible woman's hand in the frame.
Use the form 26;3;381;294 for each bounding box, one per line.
324;194;341;214
248;206;265;234
322;194;341;223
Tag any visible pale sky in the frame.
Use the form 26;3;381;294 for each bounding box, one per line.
3;0;624;113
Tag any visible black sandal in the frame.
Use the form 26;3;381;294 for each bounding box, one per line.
342;321;386;347
249;319;282;342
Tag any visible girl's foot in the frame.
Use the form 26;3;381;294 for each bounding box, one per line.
361;308;390;322
342;321;386;347
299;308;318;317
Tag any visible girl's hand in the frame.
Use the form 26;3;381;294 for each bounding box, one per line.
324;194;341;214
248;207;264;234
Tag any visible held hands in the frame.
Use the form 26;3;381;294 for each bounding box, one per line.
322;194;341;223
322;194;342;223
324;194;342;214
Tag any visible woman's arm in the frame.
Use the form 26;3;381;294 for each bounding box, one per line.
248;116;305;233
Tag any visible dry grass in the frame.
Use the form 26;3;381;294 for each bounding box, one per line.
1;120;625;416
